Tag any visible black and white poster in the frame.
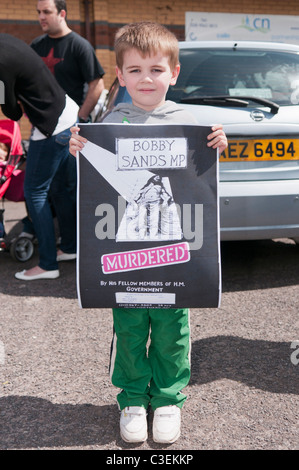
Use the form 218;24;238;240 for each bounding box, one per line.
77;123;221;309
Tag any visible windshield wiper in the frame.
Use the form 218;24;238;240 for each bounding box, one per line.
180;95;279;115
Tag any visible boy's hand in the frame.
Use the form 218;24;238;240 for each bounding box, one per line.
69;125;88;156
207;124;228;155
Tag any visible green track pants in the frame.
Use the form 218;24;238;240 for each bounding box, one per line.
110;307;190;411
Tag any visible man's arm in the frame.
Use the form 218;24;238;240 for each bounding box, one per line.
78;77;105;122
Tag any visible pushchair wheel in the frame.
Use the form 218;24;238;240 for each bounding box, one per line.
10;236;34;262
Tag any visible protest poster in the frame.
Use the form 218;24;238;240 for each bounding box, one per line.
77;123;221;309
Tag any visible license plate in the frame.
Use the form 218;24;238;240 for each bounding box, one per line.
220;138;299;162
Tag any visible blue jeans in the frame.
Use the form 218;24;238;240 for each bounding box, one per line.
24;128;76;271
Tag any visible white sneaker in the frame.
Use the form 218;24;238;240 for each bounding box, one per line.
153;405;181;443
120;406;147;442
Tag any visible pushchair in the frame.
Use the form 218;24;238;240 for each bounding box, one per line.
0;119;34;262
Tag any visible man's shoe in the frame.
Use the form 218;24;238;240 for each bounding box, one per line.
15;269;60;280
57;252;76;262
153;405;181;443
120;406;148;442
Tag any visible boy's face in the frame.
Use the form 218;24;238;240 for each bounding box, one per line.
116;48;180;111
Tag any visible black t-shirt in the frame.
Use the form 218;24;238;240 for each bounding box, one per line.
31;31;105;106
0;33;66;137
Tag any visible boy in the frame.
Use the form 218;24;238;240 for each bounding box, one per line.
70;21;227;444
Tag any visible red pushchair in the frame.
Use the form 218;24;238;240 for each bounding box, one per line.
0;119;34;261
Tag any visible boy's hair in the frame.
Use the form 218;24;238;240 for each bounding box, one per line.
114;22;179;71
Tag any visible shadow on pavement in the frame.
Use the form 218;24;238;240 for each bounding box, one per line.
190;335;299;394
0;397;117;449
221;239;299;292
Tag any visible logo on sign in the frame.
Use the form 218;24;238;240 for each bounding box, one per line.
239;15;271;33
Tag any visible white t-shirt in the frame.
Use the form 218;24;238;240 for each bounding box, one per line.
31;95;79;140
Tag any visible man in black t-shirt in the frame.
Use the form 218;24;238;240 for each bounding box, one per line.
32;0;105;123
31;0;105;253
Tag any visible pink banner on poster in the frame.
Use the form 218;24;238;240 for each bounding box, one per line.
102;242;190;274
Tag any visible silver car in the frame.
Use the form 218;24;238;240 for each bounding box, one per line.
168;41;299;243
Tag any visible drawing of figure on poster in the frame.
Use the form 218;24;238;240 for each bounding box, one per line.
116;174;183;242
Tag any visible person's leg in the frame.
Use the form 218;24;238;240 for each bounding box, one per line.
110;308;152;410
149;307;190;443
23;137;60;271
110;307;152;442
149;307;191;410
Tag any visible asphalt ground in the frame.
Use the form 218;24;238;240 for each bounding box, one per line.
0;200;298;454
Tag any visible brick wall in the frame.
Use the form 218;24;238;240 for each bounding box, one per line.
2;0;299;138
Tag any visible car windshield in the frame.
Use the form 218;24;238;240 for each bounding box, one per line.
167;47;299;107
